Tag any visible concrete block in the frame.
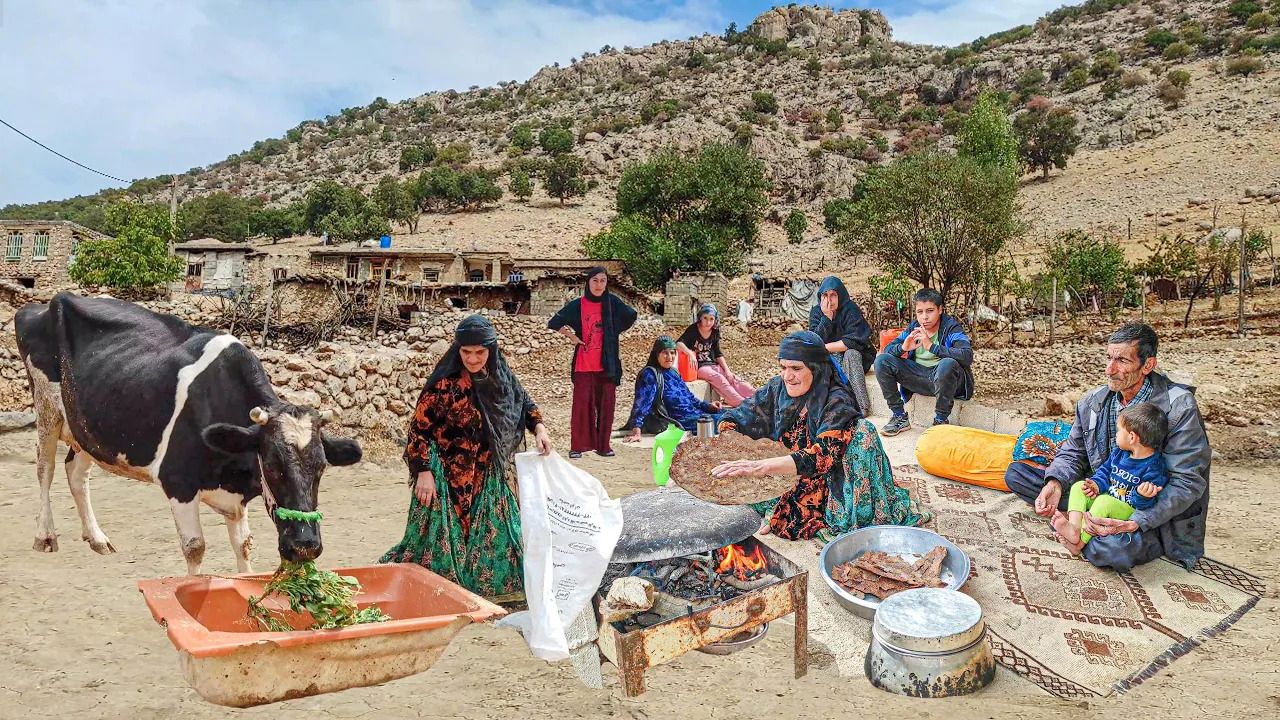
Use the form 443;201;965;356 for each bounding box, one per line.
993;412;1029;436
686;379;712;403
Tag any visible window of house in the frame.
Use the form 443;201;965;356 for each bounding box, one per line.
468;269;485;282
6;233;23;261
502;301;520;315
345;258;360;280
17;278;35;289
186;262;204;278
32;232;50;261
422;268;441;283
447;296;468;309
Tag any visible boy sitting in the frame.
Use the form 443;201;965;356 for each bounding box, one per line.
1053;402;1169;550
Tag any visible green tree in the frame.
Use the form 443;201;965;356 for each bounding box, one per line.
833;151;1022;302
510;168;533;201
784;209;808;244
956;89;1019;179
543;155;586;205
1061;66;1090;92
434;142;472;167
1162;41;1193;61
372;175;419;232
252;204;303;244
304;181;389;242
805;56;822;78
509;124;536;152
583;143;770;288
69;201;184;291
457;170;503;209
1014;97;1082;180
751;91;778;114
179;191;263;242
1017;68;1047;92
539;126;575;156
1144;28;1180;52
1090;50;1121;79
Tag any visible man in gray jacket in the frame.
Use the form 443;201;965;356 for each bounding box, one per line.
1005;322;1210;572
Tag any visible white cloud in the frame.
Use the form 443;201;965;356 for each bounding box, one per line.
0;0;716;206
881;0;1065;46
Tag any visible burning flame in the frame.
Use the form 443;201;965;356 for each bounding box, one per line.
715;543;767;580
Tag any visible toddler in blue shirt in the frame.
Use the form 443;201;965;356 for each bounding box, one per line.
1056;402;1169;546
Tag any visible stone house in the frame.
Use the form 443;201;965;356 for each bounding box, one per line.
663;271;728;326
171;239;260;294
0;220;109;290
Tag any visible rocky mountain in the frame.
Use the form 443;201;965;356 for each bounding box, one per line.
7;1;1279;270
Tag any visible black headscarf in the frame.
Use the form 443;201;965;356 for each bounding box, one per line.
620;335;679;433
810;275;874;370
584;266;608;301
424;315;529;472
722;331;859;442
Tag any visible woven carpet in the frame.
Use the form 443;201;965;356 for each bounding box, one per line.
764;465;1264;698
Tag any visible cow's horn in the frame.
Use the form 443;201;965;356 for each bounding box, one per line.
318;409;336;424
249;407;270;425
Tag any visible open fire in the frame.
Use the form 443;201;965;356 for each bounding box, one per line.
715;542;767;580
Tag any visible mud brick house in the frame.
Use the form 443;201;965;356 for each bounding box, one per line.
0;220;109;290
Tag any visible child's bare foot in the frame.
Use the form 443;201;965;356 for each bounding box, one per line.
1051;511;1085;555
757;520;771;536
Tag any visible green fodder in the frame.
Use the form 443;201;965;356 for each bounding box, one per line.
246;561;392;632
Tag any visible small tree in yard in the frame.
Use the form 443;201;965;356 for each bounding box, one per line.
69;201;184;291
784;209;807;244
1138;230;1265;327
510;168;533;201
1042;230;1136;314
584;143;770;289
834;151;1022;303
543;155;587;205
1014;97;1082;180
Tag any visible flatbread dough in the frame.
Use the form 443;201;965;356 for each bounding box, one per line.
670;432;797;506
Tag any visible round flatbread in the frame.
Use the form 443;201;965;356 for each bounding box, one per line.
670;431;796;505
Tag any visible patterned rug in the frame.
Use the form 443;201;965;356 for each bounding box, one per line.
765;466;1265;698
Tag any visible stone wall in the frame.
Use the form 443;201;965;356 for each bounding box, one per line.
663;272;728;326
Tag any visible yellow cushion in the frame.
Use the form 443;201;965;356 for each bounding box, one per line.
914;425;1017;492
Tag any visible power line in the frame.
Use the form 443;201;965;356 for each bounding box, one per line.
0;116;128;184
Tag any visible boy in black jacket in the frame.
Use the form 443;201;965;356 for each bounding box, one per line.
874;288;975;435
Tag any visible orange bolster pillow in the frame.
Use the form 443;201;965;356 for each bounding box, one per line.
914;425;1016;492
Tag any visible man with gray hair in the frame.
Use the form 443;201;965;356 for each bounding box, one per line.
1004;322;1211;572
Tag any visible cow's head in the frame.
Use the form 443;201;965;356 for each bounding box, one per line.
201;403;362;563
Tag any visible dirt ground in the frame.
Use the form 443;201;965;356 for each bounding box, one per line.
1;317;1277;719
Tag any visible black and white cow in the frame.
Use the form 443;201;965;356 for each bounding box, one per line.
15;292;362;574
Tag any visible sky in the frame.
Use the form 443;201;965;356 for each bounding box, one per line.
0;0;1067;207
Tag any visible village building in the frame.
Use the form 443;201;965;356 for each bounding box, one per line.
663;271;729;326
0;220;109;290
171;239;260;294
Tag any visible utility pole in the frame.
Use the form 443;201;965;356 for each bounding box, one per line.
168;177;179;252
372;263;388;340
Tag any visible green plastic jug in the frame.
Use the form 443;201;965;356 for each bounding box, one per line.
652;423;685;486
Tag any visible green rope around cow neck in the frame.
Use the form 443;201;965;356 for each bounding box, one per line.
275;507;323;523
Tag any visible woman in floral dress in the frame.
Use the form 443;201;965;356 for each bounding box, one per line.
380;315;551;601
713;331;928;541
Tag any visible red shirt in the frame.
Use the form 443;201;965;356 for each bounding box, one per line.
575;299;605;372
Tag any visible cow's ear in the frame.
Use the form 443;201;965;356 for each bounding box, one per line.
202;423;262;455
321;433;362;466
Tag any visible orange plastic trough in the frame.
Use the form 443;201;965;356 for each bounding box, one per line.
138;563;504;707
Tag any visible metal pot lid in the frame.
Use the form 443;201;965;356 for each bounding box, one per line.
609;486;762;564
872;588;985;654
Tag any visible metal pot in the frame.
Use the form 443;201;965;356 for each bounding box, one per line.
696;415;717;439
864;588;995;698
695;622;768;656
